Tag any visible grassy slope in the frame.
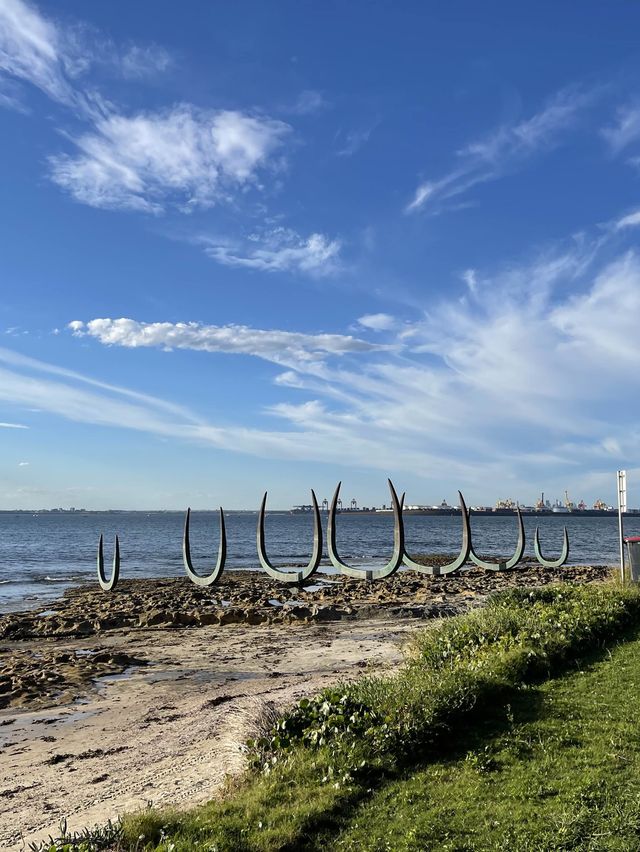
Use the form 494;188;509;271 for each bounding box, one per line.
321;633;640;851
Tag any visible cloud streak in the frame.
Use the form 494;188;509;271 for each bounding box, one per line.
406;86;595;213
0;222;639;498
602;103;640;155
201;227;341;276
48;223;640;498
0;0;77;107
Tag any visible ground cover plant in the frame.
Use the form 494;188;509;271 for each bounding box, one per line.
34;580;640;851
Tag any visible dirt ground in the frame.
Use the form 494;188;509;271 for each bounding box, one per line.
1;616;415;851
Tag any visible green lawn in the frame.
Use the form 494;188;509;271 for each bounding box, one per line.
321;634;640;851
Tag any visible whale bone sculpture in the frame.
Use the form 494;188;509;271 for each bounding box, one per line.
97;533;119;591
183;507;227;586
402;490;471;575
534;525;569;568
468;506;526;571
327;479;405;580
257;489;322;584
95;480;571;590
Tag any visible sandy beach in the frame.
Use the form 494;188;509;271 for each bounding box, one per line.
0;563;611;850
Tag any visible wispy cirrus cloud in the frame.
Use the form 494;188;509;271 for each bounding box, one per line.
1;219;639;496
0;0;293;217
335;123;377;157
0;0;78;107
286;89;328;115
602;103;640;155
54;219;640;495
118;43;172;79
0;420;28;428
615;209;640;230
0;342;435;475
356;313;397;331
406;86;596;214
201;227;341;276
0;0;344;280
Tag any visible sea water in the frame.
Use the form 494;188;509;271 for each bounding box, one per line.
0;510;637;613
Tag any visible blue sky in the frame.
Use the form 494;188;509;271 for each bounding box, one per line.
2;0;640;509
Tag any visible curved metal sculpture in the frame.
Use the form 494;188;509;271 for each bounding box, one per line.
97;533;119;591
468;506;525;571
328;479;405;580
403;491;471;575
257;490;322;583
183;507;226;586
534;525;569;568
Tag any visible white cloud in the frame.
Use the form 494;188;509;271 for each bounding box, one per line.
615;209;640;230
550;252;640;364
50;106;290;213
202;228;341;276
289;89;327;115
335;124;376;157
0;0;75;106
18;460;29;465
406;86;595;213
68;317;388;373
406;181;437;213
0;345;438;474
0;346;197;420
119;44;172;79
0;0;172;111
357;313;396;331
461;268;477;294
0;74;27;111
0;420;28;428
1;227;640;496
602;104;640;155
1;1;292;219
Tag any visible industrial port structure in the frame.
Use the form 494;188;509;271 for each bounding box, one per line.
291;490;638;516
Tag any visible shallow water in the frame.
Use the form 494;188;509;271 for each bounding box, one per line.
0;510;636;613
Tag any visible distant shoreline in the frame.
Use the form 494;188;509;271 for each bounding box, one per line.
1;508;638;517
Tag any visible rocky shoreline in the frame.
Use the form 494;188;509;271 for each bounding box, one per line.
0;561;612;711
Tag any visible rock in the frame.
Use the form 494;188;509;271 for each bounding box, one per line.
219;608;245;625
285;605;312;620
172;612;198;627
138;608;170;627
94;616;127;632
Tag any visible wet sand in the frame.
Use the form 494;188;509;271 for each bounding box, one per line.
0;563;612;850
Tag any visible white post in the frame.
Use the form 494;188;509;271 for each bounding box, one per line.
617;470;627;582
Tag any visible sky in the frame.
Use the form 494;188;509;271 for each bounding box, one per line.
1;0;640;510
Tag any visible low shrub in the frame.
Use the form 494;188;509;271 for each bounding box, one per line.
249;583;640;781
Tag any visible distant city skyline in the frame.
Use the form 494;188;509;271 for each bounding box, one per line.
0;488;626;513
2;1;640;509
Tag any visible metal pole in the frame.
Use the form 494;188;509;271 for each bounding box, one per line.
617;470;627;582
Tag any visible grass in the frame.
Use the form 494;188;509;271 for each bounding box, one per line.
33;581;640;851
318;634;640;851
